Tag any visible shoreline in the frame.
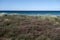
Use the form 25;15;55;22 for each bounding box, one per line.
0;13;60;16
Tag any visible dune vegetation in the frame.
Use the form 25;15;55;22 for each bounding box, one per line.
0;14;60;40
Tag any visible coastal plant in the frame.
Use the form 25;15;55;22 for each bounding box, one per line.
0;14;60;40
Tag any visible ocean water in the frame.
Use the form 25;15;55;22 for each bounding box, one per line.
0;11;60;16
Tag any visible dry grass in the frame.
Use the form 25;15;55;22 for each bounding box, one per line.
0;14;60;40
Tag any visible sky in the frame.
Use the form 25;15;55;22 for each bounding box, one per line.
0;0;60;11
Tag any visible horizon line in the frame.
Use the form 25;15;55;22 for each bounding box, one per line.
0;10;60;11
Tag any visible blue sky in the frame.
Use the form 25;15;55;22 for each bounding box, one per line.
0;0;60;10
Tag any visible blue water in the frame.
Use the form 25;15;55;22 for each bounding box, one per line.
0;11;60;16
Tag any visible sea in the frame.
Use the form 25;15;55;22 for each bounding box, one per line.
0;11;60;16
